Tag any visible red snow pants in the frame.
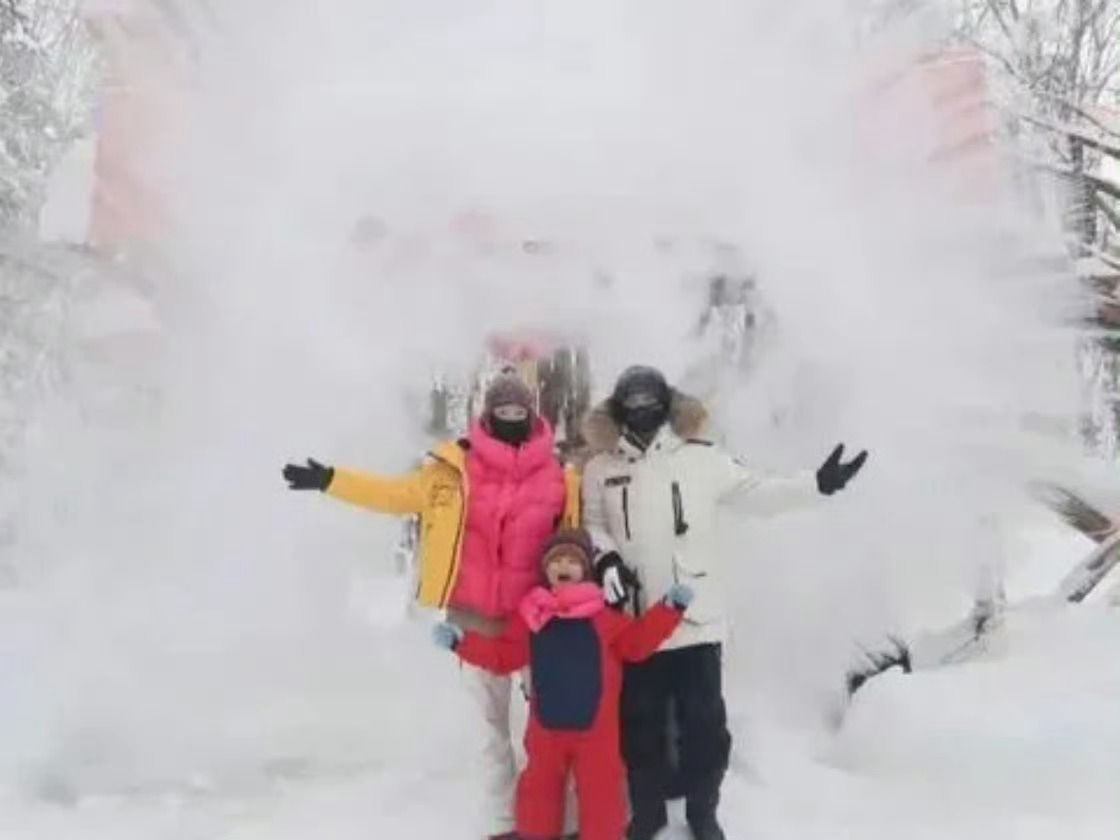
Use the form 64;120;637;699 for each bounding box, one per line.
516;718;625;840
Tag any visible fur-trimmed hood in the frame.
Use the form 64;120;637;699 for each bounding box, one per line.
581;390;709;455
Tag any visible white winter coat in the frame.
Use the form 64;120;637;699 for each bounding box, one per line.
580;393;820;650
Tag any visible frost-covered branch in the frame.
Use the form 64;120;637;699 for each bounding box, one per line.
1018;153;1120;202
1071;236;1120;274
1031;482;1117;542
1012;110;1120;161
982;0;1016;39
1096;195;1120;236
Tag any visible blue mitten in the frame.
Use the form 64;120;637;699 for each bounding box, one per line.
664;583;694;610
432;621;464;651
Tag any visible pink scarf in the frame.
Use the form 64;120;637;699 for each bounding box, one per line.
518;583;606;633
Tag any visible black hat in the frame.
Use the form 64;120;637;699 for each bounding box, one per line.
610;366;670;411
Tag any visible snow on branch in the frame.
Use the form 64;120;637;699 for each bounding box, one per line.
1032;91;1120;140
1012;110;1120;162
1097;195;1120;236
1031;482;1118;543
1018;153;1120;203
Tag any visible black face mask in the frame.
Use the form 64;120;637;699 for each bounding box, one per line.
489;416;532;446
622;404;668;437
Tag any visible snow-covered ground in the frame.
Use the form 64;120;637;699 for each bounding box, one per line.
2;590;1116;839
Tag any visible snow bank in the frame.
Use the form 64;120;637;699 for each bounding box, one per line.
833;605;1120;818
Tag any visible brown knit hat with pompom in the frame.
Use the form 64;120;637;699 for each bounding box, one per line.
539;528;595;580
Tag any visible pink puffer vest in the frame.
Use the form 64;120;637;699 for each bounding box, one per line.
449;419;567;619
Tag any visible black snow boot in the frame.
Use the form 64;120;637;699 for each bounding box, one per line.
626;766;668;840
685;811;725;840
626;807;668;840
685;791;725;840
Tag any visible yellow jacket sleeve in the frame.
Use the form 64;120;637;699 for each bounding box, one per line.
326;466;426;515
561;465;581;528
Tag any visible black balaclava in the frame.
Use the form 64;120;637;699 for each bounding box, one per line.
490;414;532;446
609;365;671;442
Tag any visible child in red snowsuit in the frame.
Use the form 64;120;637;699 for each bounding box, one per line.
433;528;693;840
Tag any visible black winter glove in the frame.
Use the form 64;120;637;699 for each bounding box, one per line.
594;551;640;608
816;443;868;495
283;458;335;491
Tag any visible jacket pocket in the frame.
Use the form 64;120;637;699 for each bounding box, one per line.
672;552;720;625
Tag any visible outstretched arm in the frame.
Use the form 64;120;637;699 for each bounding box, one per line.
456;616;531;675
715;454;821;516
717;442;867;514
326;466;426;515
609;603;684;663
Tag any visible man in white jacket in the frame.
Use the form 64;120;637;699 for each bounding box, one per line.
581;366;868;840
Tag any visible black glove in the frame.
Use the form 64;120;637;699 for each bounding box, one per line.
283;458;334;491
816;443;868;495
594;551;639;608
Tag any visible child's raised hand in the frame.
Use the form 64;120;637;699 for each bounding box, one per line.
664;584;694;611
432;621;464;651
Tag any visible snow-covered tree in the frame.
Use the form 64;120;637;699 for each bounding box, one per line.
952;0;1119;246
0;0;96;235
946;0;1120;453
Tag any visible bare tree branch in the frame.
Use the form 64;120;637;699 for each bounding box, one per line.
1033;90;1120;138
1100;7;1120;54
1074;233;1120;271
1022;155;1120;202
963;34;1026;83
1031;482;1117;542
1082;168;1120;203
1098;196;1120;237
1012;110;1120;161
983;0;1016;40
971;2;994;32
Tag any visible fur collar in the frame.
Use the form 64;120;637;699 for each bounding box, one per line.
581;389;709;455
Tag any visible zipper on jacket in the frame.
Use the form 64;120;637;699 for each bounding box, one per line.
622;485;632;540
428;449;467;608
671;481;689;536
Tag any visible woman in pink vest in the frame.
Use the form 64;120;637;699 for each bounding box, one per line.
449;376;569;634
